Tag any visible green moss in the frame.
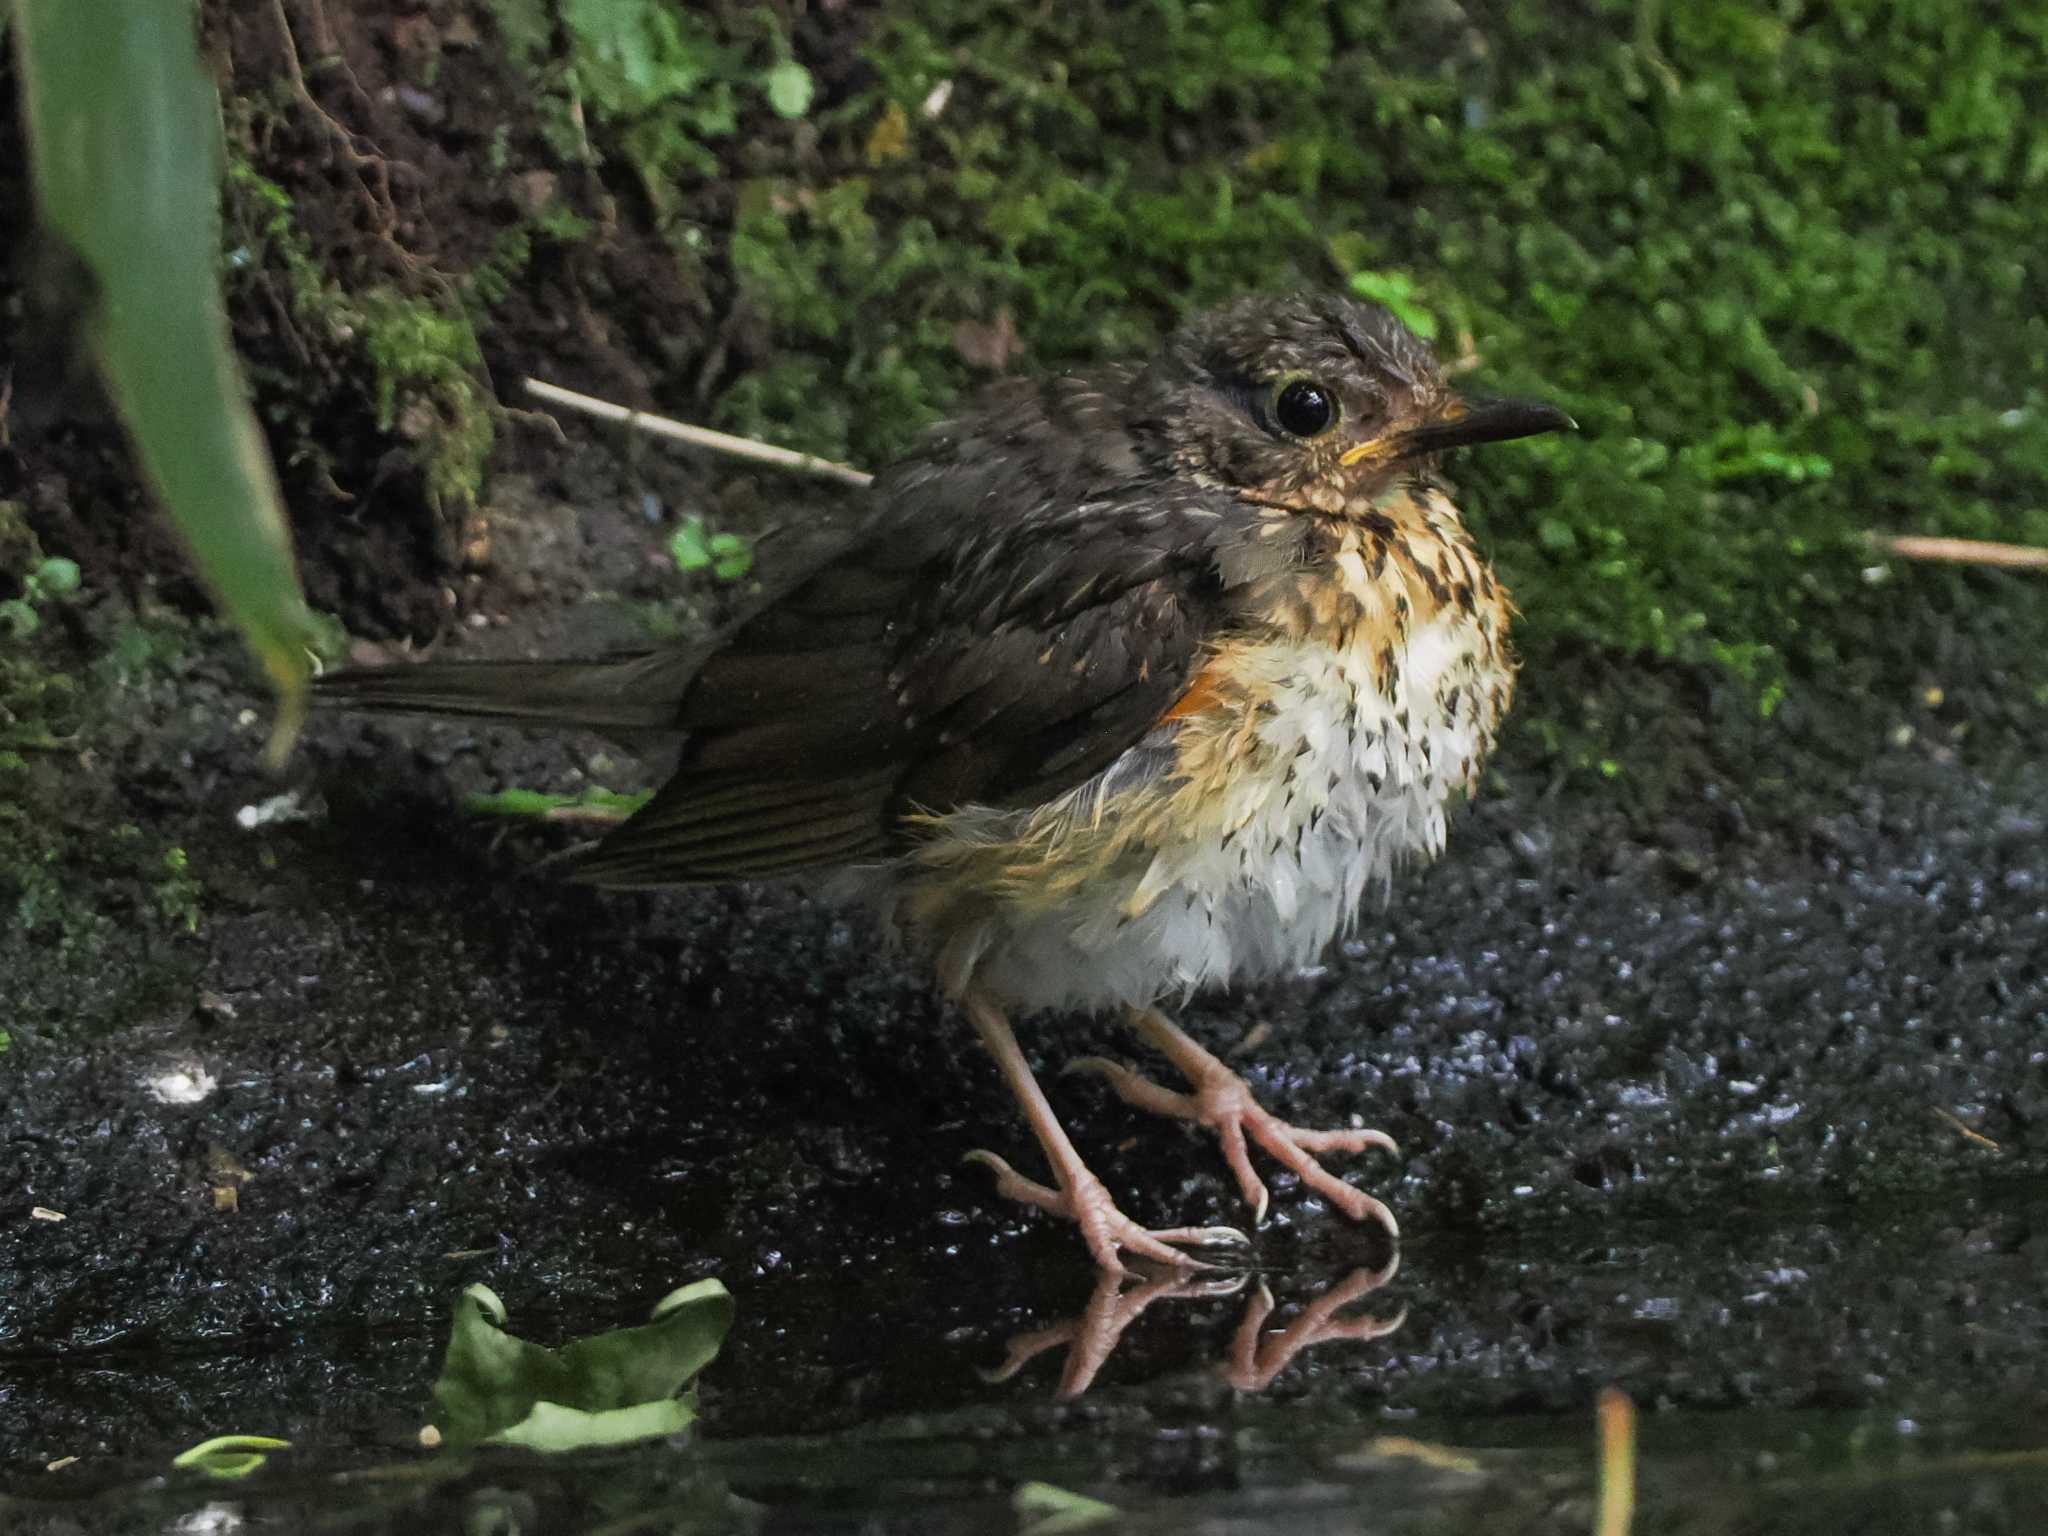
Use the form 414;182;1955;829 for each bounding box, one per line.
91;612;199;692
686;0;2048;715
357;287;493;507
0;513;211;950
224;161;497;509
490;0;815;237
0;501;83;754
155;846;204;934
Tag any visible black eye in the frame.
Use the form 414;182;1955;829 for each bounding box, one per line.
1273;377;1336;438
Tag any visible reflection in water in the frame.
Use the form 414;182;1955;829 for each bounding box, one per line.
984;1254;1405;1398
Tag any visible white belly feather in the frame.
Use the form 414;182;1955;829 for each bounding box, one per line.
898;610;1504;1014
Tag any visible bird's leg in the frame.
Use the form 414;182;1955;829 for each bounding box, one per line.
984;1261;1401;1399
1067;1007;1400;1233
981;1266;1249;1398
961;991;1250;1275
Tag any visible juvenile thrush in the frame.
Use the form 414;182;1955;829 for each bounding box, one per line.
319;293;1570;1274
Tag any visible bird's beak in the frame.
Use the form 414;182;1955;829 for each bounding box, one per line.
1389;394;1576;459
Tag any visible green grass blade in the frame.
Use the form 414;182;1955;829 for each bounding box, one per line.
13;0;313;762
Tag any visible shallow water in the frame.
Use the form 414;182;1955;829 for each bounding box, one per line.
7;1222;2046;1532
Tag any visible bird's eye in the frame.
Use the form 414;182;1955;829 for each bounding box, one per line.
1272;377;1336;438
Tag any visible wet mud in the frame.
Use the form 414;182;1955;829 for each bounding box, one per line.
3;438;2045;1529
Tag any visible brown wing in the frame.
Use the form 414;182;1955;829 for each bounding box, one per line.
575;374;1265;887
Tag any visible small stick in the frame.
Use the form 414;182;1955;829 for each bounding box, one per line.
522;377;874;489
1933;1106;2001;1151
1869;534;2048;571
1595;1387;1636;1536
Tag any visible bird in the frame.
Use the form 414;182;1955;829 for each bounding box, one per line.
316;292;1571;1275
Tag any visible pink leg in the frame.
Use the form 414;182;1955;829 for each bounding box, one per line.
1067;1007;1400;1232
986;1262;1402;1399
1219;1260;1407;1393
981;1268;1249;1398
963;992;1249;1275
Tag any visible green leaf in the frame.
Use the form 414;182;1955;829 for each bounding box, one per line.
490;1397;696;1454
12;0;314;764
670;518;753;582
0;599;39;639
426;1279;735;1453
464;785;652;821
1014;1481;1120;1534
764;58;815;119
31;556;80;598
1347;269;1439;341
464;786;577;820
172;1435;291;1481
670;519;713;572
707;531;754;581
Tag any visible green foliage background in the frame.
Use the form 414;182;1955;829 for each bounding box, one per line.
15;0;2047;780
667;0;2046;705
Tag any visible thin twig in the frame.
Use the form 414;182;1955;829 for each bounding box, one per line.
1595;1387;1636;1536
1870;534;2048;571
1933;1106;2001;1151
522;378;875;489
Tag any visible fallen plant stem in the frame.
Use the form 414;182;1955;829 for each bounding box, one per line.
1595;1387;1636;1536
523;378;874;489
540;804;636;828
1933;1106;2001;1151
1870;534;2048;570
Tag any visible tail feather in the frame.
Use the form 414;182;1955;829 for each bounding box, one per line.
315;650;698;732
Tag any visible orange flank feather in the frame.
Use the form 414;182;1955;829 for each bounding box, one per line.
1160;661;1229;723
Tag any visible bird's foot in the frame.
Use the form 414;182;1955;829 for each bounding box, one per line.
981;1266;1250;1397
985;1259;1404;1398
1070;1009;1400;1233
964;1150;1250;1276
1217;1261;1405;1393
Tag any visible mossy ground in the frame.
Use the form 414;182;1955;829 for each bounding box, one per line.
279;1;2048;739
169;2;2048;707
713;0;2048;712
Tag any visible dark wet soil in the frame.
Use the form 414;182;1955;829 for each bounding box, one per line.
3;427;2046;1529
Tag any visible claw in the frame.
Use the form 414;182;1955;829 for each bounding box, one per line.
1060;1055;1127;1080
1160;1223;1256;1250
966;1145;1248;1270
964;991;1270;1274
990;1267;1257;1397
1114;1007;1402;1235
963;1148;1064;1215
1220;1265;1408;1393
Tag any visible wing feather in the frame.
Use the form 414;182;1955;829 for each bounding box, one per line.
580;372;1274;886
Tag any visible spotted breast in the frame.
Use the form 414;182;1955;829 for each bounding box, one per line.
877;479;1514;1014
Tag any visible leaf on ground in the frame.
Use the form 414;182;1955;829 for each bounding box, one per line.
1013;1480;1119;1534
764;58;814;119
171;1434;291;1481
426;1279;736;1454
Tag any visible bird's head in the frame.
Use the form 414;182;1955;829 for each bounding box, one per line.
1150;293;1571;517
